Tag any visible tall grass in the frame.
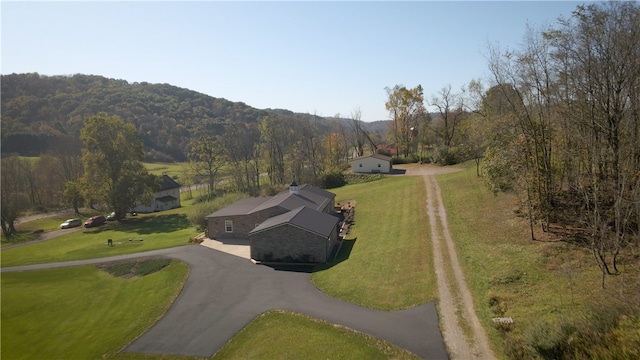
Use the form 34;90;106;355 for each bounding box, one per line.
436;164;636;357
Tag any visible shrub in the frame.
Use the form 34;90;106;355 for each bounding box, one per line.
391;155;419;165
343;173;385;185
319;171;346;189
527;317;578;360
431;146;457;166
487;291;509;317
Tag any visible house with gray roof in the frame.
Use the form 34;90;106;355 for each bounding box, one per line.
133;174;181;213
205;182;340;263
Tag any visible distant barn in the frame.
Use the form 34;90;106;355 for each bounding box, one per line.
351;154;393;174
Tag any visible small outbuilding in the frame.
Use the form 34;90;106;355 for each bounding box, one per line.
351;153;393;174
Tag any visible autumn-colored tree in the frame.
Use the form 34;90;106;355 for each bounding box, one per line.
385;85;426;158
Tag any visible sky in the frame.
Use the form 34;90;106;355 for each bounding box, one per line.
2;1;589;122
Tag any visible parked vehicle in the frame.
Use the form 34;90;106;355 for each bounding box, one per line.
60;218;82;229
106;212;117;221
84;215;106;228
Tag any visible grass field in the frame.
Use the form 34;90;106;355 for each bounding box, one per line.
210;310;419;360
1;261;189;360
144;162;186;178
312;175;436;310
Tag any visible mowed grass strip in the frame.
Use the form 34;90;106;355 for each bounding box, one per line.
1;214;198;267
1;261;189;360
312;176;435;310
436;164;618;356
211;310;420;360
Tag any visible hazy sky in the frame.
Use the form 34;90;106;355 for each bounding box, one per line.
2;1;587;121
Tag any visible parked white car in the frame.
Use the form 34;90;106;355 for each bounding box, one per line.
60;218;82;229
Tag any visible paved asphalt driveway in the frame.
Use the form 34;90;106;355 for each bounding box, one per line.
2;245;448;359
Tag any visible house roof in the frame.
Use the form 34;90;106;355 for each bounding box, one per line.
250;187;331;214
160;174;181;190
299;184;336;200
353;153;393;162
206;184;335;219
249;206;338;238
205;197;270;218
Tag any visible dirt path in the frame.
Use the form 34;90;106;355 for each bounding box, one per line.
423;173;495;359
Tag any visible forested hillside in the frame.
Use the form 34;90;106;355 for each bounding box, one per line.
0;73;358;161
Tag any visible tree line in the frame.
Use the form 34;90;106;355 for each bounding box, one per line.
473;1;639;288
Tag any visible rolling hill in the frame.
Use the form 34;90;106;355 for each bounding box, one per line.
1;73;389;161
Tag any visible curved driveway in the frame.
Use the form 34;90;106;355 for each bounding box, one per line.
3;245;448;359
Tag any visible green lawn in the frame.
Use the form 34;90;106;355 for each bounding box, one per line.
1;261;189;360
1;213;199;267
312;175;436;310
210;310;420;360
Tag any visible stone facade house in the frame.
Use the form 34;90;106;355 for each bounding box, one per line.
351;153;393;174
133;174;181;213
205;182;340;263
249;206;339;263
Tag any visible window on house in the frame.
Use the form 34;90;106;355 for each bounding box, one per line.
378;164;381;167
225;220;233;233
359;164;362;167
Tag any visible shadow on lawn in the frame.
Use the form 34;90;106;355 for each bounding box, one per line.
261;238;357;274
87;214;191;235
312;237;357;272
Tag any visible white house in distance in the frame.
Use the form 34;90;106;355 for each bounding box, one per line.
351;153;393;174
133;174;181;213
